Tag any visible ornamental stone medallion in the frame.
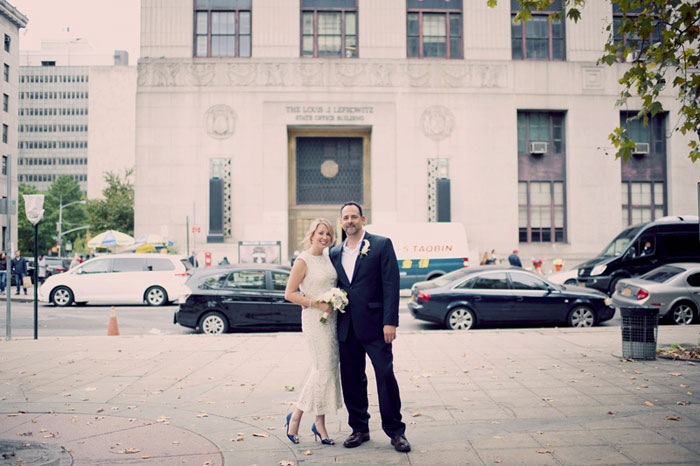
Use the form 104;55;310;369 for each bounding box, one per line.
204;104;236;139
421;105;454;141
320;159;339;178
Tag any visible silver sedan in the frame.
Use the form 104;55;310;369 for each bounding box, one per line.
612;263;700;325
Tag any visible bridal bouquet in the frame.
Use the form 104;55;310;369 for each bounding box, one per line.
318;287;348;323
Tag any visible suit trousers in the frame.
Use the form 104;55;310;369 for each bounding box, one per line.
339;324;405;438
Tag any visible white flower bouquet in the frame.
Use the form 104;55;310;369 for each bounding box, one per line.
318;287;348;323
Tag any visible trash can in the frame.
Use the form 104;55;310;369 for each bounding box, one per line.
620;307;658;360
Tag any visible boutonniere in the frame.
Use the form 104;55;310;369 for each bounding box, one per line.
359;239;370;258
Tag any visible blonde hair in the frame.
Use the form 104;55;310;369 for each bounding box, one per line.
301;218;335;249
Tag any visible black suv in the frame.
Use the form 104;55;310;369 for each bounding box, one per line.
577;216;700;294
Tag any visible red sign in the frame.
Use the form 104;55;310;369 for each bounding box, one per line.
204;252;212;267
192;226;201;233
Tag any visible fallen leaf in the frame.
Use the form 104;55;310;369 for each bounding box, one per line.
542;397;553;402
607;411;614;415
493;435;504;439
85;387;97;391
644;401;655;407
252;432;269;438
676;401;690;406
411;413;421;417
537;449;553;454
670;373;682;377
279;461;295;466
303;450;313;455
665;415;682;421
196;413;208;418
111;448;141;454
284;385;295;392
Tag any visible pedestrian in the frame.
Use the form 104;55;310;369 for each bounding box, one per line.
11;251;28;295
508;249;523;267
38;255;47;284
69;254;80;270
0;252;6;294
328;202;411;453
218;256;230;265
283;218;343;445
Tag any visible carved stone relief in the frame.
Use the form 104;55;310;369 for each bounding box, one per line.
421;105;454;141
204;104;237;140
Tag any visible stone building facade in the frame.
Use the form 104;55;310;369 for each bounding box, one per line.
136;0;699;267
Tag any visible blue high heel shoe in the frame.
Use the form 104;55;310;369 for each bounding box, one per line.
285;413;299;444
311;423;335;445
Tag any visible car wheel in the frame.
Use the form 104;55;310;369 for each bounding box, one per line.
564;279;577;285
51;286;74;307
608;277;624;295
200;312;229;335
145;286;168;306
445;307;475;330
568;306;595;327
670;302;696;325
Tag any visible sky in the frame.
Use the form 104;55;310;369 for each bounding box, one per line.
10;0;140;61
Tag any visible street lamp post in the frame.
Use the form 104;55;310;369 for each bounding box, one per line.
23;194;44;340
57;197;86;257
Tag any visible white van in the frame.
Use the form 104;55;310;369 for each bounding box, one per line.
39;253;192;306
365;222;470;289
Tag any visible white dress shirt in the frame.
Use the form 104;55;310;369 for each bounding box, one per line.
341;231;366;283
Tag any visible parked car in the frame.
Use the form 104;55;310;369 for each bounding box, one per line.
611;263;700;325
174;264;300;334
39;253;192;306
408;266;615;330
44;256;72;277
577;215;700;294
547;268;579;286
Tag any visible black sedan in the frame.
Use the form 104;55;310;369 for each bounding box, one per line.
408;266;615;330
174;264;301;334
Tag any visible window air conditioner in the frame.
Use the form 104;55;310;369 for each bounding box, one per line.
633;142;650;154
530;141;548;154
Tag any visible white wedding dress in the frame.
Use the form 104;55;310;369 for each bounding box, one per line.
295;249;343;415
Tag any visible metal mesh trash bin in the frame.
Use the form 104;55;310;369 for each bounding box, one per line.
620;307;658;360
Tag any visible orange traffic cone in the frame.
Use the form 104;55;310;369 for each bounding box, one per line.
107;306;120;336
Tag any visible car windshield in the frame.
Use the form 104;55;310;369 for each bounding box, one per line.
599;225;642;257
640;266;684;283
428;267;472;287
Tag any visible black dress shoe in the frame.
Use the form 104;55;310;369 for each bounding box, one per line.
343;431;370;448
391;434;411;452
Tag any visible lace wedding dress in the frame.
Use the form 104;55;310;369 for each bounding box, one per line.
295;249;343;415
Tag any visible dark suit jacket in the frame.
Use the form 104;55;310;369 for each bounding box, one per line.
329;231;400;342
11;257;27;275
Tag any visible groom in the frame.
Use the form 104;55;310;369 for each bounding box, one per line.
329;202;410;453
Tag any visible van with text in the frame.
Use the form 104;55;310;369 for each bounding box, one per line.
365;222;470;289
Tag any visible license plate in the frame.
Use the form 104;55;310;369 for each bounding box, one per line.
622;288;631;296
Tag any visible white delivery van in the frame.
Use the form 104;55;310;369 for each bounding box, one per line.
365;222;470;289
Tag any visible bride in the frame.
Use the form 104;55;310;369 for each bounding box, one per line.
283;218;343;445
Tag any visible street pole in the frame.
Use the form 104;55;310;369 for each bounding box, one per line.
5;155;11;340
33;222;38;339
57;195;62;257
23;194;44;340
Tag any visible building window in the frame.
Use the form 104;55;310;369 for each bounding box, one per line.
620;111;667;226
301;0;358;58
194;0;251;57
3;34;9;52
3;64;8;82
407;0;462;59
2;94;7;112
2;124;6;143
613;5;663;62
517;111;567;243
511;0;565;60
1;155;6;175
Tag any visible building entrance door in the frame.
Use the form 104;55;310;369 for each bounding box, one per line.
288;128;370;257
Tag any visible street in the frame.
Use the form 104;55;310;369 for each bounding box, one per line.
0;298;623;338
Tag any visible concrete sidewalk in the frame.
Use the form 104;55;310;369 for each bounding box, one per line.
1;325;699;465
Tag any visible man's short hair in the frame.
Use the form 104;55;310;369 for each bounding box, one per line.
340;202;363;217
